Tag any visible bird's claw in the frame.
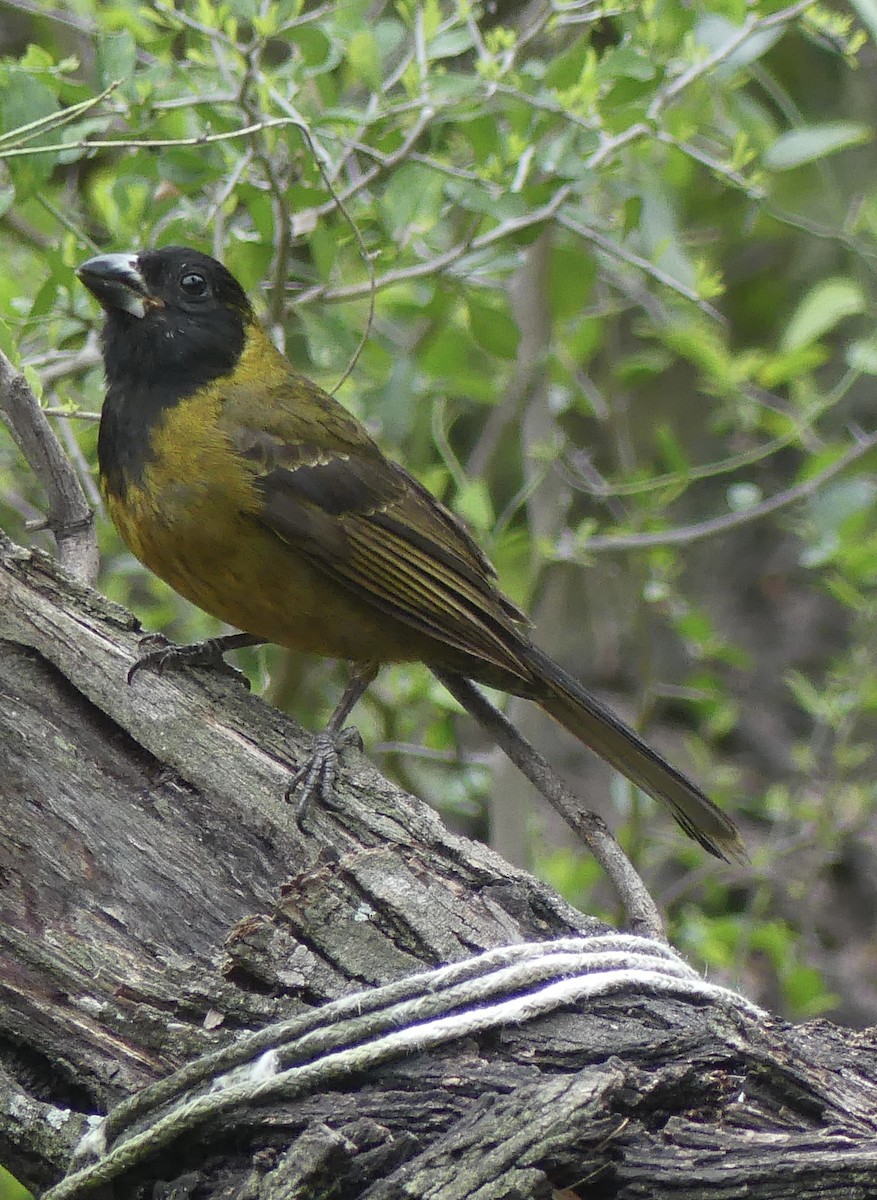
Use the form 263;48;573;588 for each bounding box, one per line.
286;726;364;828
127;635;251;688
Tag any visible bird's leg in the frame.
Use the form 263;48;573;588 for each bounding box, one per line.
127;632;267;686
286;662;379;828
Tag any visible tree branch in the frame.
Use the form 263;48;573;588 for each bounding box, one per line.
0;350;99;584
567;429;877;554
434;671;666;941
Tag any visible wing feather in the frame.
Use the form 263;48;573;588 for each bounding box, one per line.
227;415;531;679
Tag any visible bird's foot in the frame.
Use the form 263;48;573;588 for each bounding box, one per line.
286;726;364;828
127;633;252;688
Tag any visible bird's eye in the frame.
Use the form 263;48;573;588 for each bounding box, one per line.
180;271;207;297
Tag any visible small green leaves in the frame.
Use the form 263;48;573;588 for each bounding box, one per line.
466;294;520;360
0;71;59;199
764;121;872;170
781;278;866;350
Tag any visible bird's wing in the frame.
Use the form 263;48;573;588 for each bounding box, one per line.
226;383;531;677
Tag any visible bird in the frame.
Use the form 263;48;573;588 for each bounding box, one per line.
77;245;744;861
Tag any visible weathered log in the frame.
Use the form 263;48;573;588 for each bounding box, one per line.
1;536;876;1200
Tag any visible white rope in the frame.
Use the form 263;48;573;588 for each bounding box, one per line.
46;937;762;1200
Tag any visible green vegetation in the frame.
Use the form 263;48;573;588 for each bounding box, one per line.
0;1162;33;1200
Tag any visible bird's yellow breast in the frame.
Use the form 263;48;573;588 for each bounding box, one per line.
102;374;439;663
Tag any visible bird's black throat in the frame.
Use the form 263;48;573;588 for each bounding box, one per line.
97;301;246;499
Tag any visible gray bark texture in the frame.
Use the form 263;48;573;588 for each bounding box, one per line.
1;533;877;1200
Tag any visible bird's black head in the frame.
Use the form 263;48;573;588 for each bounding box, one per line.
78;246;255;496
78;246;254;396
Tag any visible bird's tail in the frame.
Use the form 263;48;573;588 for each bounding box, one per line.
521;645;746;862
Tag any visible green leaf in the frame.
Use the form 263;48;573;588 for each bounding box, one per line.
0;71;60;199
467;294;520;359
848;0;877;46
0;1163;34;1200
695;14;784;75
96;30;137;89
846;333;877;374
29;274;61;319
224;239;273;297
456;113;501;160
655;425;690;474
620;195;643;238
346;30;381;91
614;348;673;386
596;43;656;82
444;179;524;220
160;147;217;189
380;163;443;236
237;183;276;243
782;964;837;1018
764;122;872;170
781;278;865;350
454;478;494;532
548;241;595;320
543;35;589;90
288;25;334;72
756;344;828;387
429;28;475;59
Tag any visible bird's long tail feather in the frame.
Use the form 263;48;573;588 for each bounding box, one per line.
522;645;746;861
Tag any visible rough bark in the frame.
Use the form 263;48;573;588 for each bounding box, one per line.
1;533;877;1200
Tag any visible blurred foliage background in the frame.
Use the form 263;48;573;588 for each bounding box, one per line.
1;0;877;1089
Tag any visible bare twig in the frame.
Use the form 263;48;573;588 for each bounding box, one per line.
0;0;98;34
0;81;121;149
303;109;434;223
27;340;102;385
0;350;98;583
557;213;725;322
565;369;860;500
0;119;296;159
278;119;378;392
56;413;104;514
295;186;573;305
433;671;666;941
655;130;766;200
340;139;489;185
276;1;338;32
151;92;238;109
570;430;877;554
41;407;101;421
647;0;817;120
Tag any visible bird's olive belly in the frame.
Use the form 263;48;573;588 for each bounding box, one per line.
105;472;459;664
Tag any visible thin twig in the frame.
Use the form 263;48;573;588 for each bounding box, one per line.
55;414;103;514
41;407;101;421
304;108;434;222
564;369;859;501
151;92;238;109
285;121;377;392
0;350;98;584
0;81;121;148
571;430;877;554
433;671;666;941
295;185;573;304
655;130;766;200
647;0;817;120
0;118;297;159
557;213;725;322
29;341;102;386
